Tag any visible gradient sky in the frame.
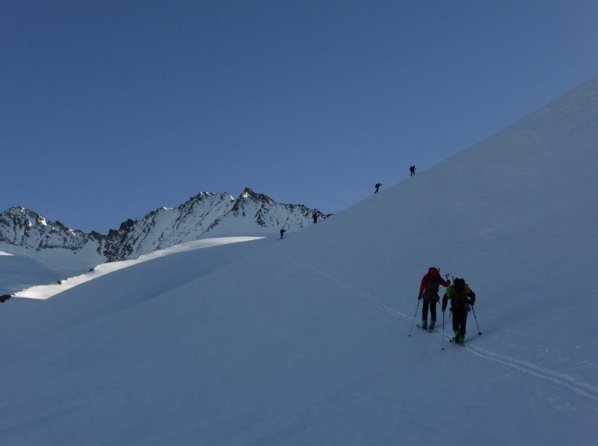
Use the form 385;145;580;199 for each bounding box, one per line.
2;0;598;232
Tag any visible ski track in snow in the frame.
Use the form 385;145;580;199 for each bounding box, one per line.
464;345;598;402
292;258;598;404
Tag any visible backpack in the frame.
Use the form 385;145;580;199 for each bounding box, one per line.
448;278;470;310
425;272;440;294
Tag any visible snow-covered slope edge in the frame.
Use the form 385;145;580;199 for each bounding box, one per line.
13;237;264;300
0;252;61;295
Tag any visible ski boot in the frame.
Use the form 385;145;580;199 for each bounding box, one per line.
428;321;435;332
421;320;428;330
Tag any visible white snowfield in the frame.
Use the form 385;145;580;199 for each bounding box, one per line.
12;237;264;300
1;76;598;445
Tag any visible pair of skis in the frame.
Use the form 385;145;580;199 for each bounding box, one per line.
443;331;482;349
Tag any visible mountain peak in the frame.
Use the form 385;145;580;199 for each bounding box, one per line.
1;189;329;270
239;187;274;203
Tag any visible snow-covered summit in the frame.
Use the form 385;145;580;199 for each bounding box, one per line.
0;206;101;250
102;188;329;261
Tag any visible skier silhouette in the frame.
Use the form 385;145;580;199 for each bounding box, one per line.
409;165;416;176
418;267;450;331
442;278;476;345
374;183;382;194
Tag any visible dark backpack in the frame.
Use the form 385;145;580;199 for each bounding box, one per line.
425;273;440;294
450;278;469;310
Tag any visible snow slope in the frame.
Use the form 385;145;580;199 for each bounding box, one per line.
0;76;597;445
11;237;263;301
0;252;61;295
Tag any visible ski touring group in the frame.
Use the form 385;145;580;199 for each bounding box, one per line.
373;165;416;195
413;266;479;347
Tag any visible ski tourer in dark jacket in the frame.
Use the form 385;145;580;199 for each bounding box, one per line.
418;267;450;330
442;278;476;345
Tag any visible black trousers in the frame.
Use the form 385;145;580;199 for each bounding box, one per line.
452;308;468;335
422;293;439;322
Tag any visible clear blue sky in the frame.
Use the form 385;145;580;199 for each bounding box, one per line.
2;0;598;232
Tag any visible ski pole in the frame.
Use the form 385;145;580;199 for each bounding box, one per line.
408;298;420;337
441;309;446;350
471;305;482;335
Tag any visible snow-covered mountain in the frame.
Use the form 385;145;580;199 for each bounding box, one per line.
0;188;328;273
0;206;105;275
1;75;597;445
103;188;328;261
0;206;102;250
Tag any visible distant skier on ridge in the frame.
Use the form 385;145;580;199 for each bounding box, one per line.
312;211;318;224
409;165;416;176
374;183;382;194
418;267;450;331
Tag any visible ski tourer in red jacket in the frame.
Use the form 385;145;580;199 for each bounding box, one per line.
418;267;450;330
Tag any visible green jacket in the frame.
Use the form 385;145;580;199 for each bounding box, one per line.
442;283;476;312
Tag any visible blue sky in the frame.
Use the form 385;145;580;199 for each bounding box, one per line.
2;0;598;232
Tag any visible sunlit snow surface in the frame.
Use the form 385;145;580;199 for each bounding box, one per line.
13;237;263;300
